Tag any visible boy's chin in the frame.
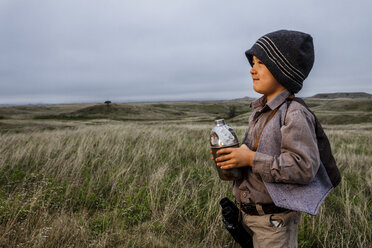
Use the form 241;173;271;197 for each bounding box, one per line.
253;85;265;95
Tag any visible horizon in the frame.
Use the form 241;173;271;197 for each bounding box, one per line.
1;91;371;107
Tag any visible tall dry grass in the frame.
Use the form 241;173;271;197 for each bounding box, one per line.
0;122;371;247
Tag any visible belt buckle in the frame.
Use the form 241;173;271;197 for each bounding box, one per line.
242;204;261;216
255;204;265;216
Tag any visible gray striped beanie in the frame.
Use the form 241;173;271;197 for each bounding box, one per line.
245;30;314;94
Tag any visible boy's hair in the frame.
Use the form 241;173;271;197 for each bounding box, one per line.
245;30;314;94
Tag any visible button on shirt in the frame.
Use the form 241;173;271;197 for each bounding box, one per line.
232;89;320;204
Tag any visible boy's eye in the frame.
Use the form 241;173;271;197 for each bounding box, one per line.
252;60;263;65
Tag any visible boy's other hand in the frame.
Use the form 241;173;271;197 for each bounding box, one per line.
210;150;214;160
215;144;255;169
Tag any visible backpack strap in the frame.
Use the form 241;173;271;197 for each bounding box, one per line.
286;97;341;188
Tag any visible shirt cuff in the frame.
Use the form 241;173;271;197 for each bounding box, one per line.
252;152;274;182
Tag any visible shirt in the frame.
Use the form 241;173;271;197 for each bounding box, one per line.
233;89;320;204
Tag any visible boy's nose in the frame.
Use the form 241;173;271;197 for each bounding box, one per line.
250;68;256;75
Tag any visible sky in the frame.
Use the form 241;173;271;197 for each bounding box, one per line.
0;0;372;105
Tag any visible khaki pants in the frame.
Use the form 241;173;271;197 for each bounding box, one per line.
242;211;301;248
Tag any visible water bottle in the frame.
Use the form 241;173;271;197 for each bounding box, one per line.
210;119;242;180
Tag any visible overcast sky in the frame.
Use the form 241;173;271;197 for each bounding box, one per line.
1;0;371;105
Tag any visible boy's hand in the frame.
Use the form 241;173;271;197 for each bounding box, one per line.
213;144;255;169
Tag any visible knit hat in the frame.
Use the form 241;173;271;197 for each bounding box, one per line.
245;30;314;94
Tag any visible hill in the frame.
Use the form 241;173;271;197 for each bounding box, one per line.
232;96;256;101
311;92;372;99
1;96;372;133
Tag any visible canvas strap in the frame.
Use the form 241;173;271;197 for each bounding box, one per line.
252;94;295;151
238;191;242;222
252;109;278;151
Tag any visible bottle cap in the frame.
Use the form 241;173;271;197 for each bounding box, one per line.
214;119;225;126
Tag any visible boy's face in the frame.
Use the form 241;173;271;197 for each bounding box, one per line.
250;56;286;100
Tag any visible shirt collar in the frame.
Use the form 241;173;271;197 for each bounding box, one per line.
250;89;291;111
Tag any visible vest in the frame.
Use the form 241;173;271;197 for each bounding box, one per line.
251;97;341;215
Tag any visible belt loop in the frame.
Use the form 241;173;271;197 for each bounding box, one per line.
256;204;265;216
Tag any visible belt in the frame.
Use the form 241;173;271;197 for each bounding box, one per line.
241;203;288;215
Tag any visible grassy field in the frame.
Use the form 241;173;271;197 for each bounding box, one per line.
0;98;371;247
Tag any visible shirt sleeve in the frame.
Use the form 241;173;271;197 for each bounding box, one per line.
252;108;320;184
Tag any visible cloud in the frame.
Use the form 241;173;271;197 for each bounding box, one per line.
0;0;371;104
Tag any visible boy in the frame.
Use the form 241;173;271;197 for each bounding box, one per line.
213;30;329;248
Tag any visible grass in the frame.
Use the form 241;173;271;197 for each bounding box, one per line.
0;98;371;247
0;124;232;247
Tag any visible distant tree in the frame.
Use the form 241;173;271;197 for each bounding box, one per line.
104;100;112;106
228;106;237;118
